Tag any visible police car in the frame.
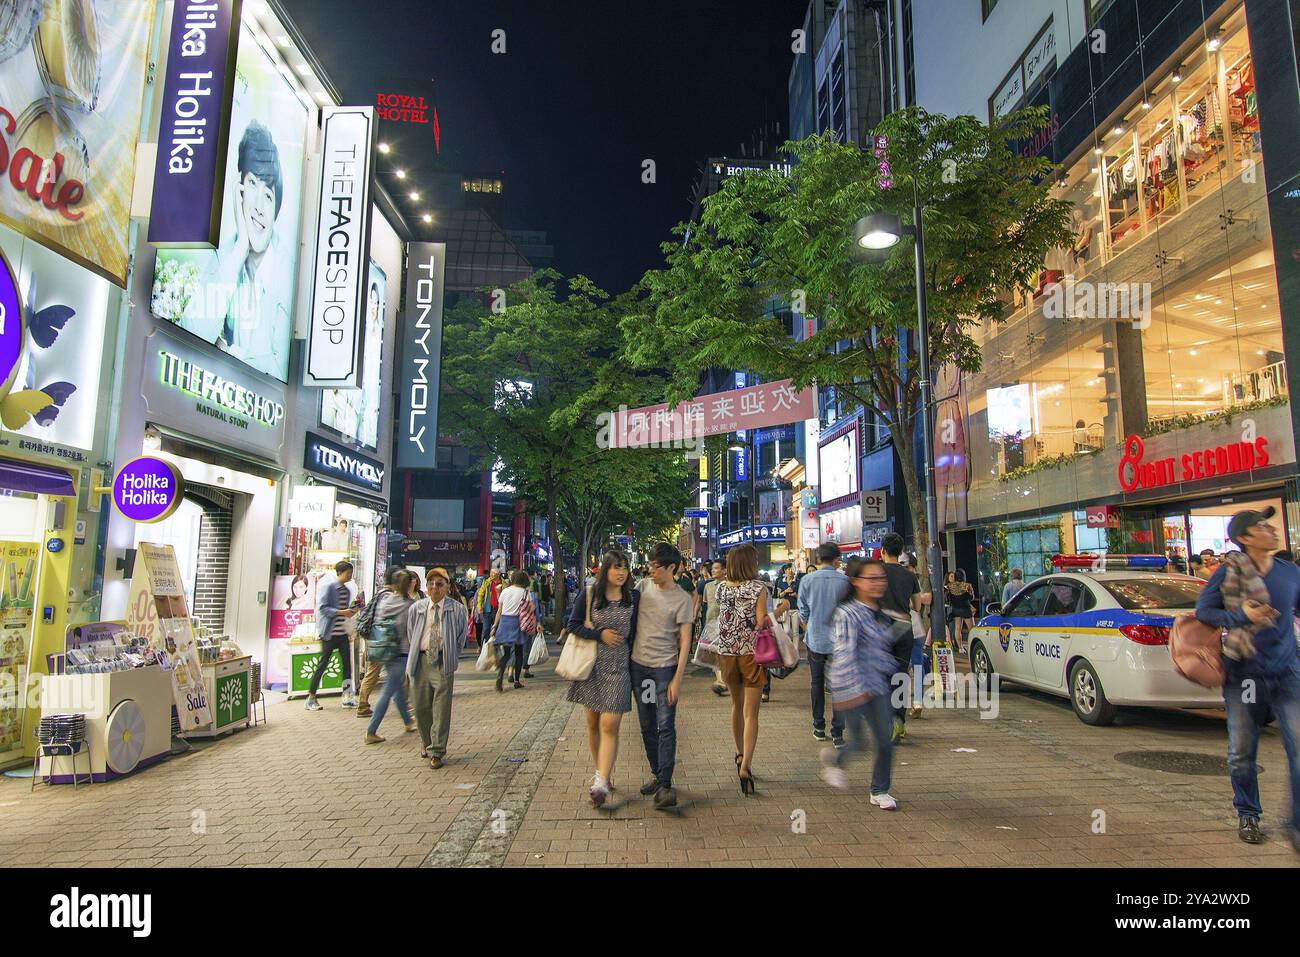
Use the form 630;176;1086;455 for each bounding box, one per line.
967;556;1224;725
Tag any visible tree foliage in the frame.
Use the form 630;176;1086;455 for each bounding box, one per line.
628;106;1073;585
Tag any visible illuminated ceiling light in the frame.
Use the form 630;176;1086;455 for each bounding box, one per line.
409;191;420;201
1172;64;1184;83
1257;349;1265;356
1189;349;1198;356
1141;99;1152;110
395;169;407;179
377;142;390;154
1112;125;1125;136
1207;30;1224;52
422;213;433;224
1094;146;1103;155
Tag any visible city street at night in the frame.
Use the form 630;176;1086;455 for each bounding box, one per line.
2;0;1300;937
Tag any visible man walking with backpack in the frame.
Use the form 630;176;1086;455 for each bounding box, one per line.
798;543;850;747
1195;507;1300;850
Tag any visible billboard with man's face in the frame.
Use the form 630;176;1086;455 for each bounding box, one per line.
149;23;310;382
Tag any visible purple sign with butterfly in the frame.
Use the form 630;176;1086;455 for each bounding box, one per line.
0;236;105;450
0;248;21;402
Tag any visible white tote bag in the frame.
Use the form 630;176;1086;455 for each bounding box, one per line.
770;614;798;669
474;635;497;672
527;631;550;666
555;586;598;681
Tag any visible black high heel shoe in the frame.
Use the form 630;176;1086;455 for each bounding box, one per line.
738;767;755;796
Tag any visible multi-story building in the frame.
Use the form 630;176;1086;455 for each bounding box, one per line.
902;0;1300;596
788;0;903;564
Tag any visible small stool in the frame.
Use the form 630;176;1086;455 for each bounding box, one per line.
32;720;93;790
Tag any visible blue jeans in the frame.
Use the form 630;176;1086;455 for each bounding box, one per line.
808;651;843;737
827;693;895;795
367;659;412;735
630;661;677;789
1224;668;1300;829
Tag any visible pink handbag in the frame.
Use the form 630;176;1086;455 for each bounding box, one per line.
1169;613;1225;688
753;624;780;666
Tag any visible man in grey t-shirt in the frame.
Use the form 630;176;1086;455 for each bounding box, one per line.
631;543;695;809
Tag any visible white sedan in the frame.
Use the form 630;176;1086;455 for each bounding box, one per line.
967;570;1224;725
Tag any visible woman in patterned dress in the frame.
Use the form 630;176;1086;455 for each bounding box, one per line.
714;543;770;795
565;549;640;807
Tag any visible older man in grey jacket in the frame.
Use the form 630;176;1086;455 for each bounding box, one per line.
405;567;470;769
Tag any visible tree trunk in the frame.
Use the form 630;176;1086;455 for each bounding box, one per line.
547;488;566;633
892;422;937;592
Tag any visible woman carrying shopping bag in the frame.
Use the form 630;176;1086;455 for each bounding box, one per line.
563;549;639;807
490;570;533;691
714;543;769;796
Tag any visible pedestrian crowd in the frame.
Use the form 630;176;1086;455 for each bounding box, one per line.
293;509;1300;854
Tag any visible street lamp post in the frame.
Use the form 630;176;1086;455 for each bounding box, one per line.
855;199;946;646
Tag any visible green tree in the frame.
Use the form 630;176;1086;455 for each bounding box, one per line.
441;271;688;628
628;106;1073;586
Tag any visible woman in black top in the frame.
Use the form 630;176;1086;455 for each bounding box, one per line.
944;569;976;654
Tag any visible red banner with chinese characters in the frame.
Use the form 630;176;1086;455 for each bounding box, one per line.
608;380;817;448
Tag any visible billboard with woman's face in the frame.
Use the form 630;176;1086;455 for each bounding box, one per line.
150;24;310;383
321;259;385;448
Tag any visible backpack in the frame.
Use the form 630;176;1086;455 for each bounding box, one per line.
355;589;385;640
1169;613;1225;688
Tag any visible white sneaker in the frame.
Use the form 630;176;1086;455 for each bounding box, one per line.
870;793;899;811
820;765;848;790
341;695;358;709
589;775;609;807
304;697;322;711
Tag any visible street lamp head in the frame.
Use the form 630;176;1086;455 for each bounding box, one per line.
727;441;746;452
855;213;903;250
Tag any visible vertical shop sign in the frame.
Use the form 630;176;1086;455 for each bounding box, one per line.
304;107;376;387
147;0;242;247
396;242;446;469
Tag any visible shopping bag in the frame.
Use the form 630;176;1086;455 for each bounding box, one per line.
527;631;550;666
691;640;719;668
771;614;798;669
475;636;498;672
555;636;597;680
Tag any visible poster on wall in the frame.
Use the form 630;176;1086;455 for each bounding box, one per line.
321;259;386;448
0;0;156;285
0;225;110;453
150;23;310;383
269;572;317;640
0;540;37;756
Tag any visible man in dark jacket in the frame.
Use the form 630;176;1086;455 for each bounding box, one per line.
1195;507;1300;850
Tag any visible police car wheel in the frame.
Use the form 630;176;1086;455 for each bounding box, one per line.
1069;660;1117;726
970;642;994;690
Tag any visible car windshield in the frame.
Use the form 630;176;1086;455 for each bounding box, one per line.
1100;577;1203;610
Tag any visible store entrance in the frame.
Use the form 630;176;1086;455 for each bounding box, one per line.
1159;490;1288;571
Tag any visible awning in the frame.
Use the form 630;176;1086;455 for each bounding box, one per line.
0;456;75;497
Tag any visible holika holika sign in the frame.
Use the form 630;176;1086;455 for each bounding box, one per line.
110;457;186;523
304;107;376;388
146;0;242;247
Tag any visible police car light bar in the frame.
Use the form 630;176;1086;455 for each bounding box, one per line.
1050;554;1169;570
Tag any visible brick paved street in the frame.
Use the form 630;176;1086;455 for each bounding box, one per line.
2;641;1297;868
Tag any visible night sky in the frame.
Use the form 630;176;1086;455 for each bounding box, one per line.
280;0;806;293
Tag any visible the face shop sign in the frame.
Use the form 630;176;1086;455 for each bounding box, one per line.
304;432;384;493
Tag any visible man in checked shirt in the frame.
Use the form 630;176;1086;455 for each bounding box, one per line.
820;556;908;810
